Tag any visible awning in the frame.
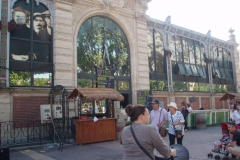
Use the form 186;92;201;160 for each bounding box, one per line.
219;93;235;101
68;88;124;101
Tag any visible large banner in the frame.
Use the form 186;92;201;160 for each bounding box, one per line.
10;0;52;63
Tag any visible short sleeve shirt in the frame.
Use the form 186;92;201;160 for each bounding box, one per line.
168;111;185;136
233;130;240;146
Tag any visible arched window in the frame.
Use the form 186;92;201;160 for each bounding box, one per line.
9;0;53;87
77;16;130;89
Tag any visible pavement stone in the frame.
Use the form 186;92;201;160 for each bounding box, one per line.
9;125;238;160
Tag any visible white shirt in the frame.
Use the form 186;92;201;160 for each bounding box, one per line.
150;108;168;131
232;110;240;124
168;111;185;136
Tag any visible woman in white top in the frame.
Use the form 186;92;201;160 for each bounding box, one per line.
232;103;240;125
167;102;185;145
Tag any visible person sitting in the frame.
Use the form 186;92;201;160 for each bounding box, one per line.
212;129;229;153
121;104;176;159
226;121;240;157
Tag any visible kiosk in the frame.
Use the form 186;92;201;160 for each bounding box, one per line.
68;88;124;145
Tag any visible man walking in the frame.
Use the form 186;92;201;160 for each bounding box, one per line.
150;100;168;132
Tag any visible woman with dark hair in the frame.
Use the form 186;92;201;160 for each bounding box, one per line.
122;104;176;160
180;101;189;132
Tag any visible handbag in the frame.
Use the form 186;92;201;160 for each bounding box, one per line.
171;114;182;138
159;109;167;137
130;126;154;160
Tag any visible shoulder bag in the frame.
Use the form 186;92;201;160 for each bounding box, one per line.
130;125;154;160
170;114;182;138
159;109;167;137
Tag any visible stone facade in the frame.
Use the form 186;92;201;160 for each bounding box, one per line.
0;0;239;121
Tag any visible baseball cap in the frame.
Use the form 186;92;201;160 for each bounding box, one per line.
151;100;159;104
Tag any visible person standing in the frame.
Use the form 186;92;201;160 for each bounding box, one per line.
181;101;189;132
122;104;176;160
150;100;168;132
167;102;185;145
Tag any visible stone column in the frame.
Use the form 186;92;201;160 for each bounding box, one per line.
54;0;74;88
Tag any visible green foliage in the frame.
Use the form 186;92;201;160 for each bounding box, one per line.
10;71;31;86
34;78;49;86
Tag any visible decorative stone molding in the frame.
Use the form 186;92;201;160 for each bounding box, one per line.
123;0;133;10
138;0;148;13
135;13;147;23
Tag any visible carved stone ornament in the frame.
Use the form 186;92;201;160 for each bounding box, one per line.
136;14;147;23
98;0;125;7
123;0;133;10
138;0;149;13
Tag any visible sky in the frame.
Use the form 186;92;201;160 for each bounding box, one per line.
146;0;240;48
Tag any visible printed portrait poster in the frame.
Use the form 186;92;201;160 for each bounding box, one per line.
10;0;52;65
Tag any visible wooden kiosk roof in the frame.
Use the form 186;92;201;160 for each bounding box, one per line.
68;88;124;101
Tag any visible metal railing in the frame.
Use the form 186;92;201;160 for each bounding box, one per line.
0;119;74;148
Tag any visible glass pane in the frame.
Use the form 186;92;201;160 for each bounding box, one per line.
150;80;157;90
196;65;205;77
191;65;199;76
189;40;195;64
212;46;218;60
187;82;198;91
226;85;235;92
118;80;130;90
33;72;52;87
199;83;209;92
177;63;185;75
10;1;31;39
78;78;92;88
215;69;221;78
10;39;30;61
225;69;232;79
195;42;201;65
176;36;182;62
157;81;168;91
156;60;164;73
200;44;206;66
105;18;115;31
173;81;187;91
155;32;164;59
218;48;223;68
213;84;222;92
95;100;106;114
92;16;104;29
223;50;228;68
82;100;93;114
185;64;193;75
147;30;154;58
10;71;31;86
182;38;189;63
149;58;155;72
170;36;176;61
220;68;226;79
33;42;51;62
172;62;177;74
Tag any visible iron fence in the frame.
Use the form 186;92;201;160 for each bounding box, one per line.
0;119;74;148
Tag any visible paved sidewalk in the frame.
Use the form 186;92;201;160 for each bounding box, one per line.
9;125;236;160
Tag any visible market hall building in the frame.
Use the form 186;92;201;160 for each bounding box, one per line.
0;0;239;123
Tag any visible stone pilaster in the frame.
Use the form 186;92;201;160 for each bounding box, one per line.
53;1;74;87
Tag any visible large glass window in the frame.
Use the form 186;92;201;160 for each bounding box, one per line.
9;0;53;87
211;47;233;80
77;16;130;90
171;36;206;78
148;30;165;75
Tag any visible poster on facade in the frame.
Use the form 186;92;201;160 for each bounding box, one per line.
10;0;52;63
